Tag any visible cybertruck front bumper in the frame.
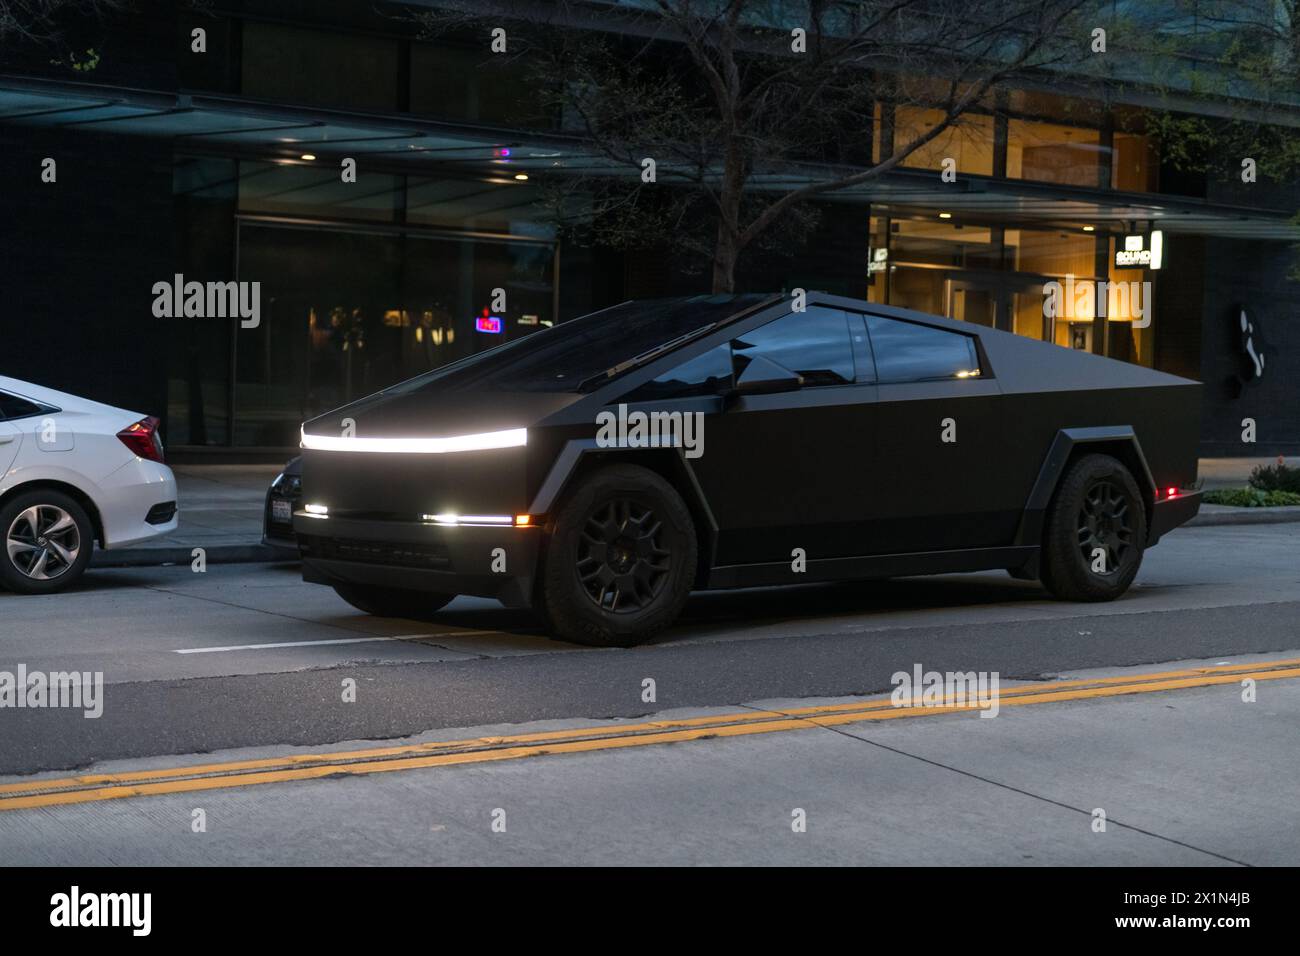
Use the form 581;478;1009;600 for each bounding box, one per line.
294;512;542;608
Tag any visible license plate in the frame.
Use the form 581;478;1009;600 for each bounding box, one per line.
272;499;292;522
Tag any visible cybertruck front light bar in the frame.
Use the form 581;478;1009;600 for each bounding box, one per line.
300;427;527;454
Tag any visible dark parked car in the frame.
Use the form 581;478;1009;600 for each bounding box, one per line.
262;456;302;554
294;293;1202;646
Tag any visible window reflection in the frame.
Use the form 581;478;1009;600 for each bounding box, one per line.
229;224;554;446
894;107;994;176
866;315;980;384
732;308;855;386
1007;119;1102;187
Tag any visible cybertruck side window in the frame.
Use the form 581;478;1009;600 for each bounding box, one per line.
864;314;981;384
732;307;855;386
623;343;733;401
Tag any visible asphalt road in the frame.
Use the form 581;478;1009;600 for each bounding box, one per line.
1;521;1297;774
2;522;1299;865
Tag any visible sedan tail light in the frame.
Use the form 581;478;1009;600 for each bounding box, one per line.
117;416;165;463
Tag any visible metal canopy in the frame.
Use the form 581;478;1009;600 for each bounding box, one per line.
2;77;1297;242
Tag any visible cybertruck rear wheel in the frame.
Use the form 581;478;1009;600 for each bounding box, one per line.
538;464;697;647
332;584;455;620
1040;454;1147;602
0;490;94;595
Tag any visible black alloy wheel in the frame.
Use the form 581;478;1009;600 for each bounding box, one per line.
1040;453;1147;602
538;463;697;647
576;497;672;613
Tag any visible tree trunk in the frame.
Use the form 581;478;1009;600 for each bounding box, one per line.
711;234;738;293
711;192;742;293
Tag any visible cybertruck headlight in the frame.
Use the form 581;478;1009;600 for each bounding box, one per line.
300;427;527;454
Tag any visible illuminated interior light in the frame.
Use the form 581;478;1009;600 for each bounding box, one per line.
301;427;526;454
1149;230;1163;270
1082;225;1095;232
938;212;952;219
300;153;317;161
514;173;529;181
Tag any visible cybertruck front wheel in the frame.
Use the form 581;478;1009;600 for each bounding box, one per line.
1040;454;1147;602
332;584;455;620
0;490;94;594
538;464;697;647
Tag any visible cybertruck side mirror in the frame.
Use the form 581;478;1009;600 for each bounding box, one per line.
721;354;804;408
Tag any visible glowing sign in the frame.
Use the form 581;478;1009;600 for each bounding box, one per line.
1115;230;1163;270
475;311;504;334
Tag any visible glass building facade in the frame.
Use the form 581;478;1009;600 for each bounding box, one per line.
0;0;1296;456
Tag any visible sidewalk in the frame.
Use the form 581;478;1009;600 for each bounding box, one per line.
91;464;285;567
1198;455;1299;489
90;458;1300;567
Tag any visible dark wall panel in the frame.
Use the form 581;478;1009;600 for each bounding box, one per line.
1198;237;1300;456
0;127;173;427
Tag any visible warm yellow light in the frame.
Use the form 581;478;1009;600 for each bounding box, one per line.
300;153;317;161
938;212;952;219
514;173;529;181
515;515;531;526
1082;225;1095;232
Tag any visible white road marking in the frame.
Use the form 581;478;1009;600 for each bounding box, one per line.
173;631;502;654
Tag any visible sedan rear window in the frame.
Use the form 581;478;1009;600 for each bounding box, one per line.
0;391;45;421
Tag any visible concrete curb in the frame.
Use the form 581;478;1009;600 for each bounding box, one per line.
1187;507;1300;528
91;544;296;567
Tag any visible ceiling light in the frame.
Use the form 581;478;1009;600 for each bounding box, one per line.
938;212;952;219
300;153;316;161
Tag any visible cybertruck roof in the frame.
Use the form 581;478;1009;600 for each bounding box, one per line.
302;291;1199;440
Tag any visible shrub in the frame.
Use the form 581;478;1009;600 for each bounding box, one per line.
1249;460;1300;494
1203;487;1300;507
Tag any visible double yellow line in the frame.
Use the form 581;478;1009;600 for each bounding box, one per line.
2;659;1297;812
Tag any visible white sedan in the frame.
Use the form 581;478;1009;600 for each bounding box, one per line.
0;376;178;593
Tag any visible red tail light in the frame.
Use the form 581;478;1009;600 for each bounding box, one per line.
117;416;165;463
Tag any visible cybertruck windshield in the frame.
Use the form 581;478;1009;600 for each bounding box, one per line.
385;294;773;395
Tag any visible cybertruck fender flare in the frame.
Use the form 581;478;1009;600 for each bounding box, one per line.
1013;426;1157;552
527;439;719;574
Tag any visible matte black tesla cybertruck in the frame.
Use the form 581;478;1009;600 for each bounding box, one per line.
294;293;1202;646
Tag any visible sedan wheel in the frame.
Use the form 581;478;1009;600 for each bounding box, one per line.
0;491;94;594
